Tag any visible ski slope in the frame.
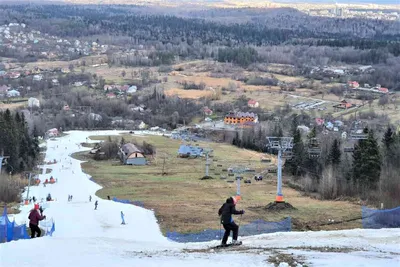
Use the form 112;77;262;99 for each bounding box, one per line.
1;130;400;267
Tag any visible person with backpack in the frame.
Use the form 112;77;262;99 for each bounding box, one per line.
218;196;244;246
28;204;46;238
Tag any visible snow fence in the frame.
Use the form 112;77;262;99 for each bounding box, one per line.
362;206;400;229
0;207;29;242
112;197;144;208
166;217;292;243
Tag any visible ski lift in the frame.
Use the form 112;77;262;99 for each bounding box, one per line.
344;146;354;153
307;138;321;158
349;121;368;140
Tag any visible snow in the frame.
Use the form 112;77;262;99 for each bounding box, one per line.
1;130;400;267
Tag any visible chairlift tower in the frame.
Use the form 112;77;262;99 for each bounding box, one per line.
228;165;255;200
266;137;294;205
203;148;213;178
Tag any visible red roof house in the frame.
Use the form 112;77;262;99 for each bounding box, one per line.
248;99;259;108
347;81;359;88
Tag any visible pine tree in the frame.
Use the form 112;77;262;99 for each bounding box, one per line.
328;139;341;166
352;130;381;191
285;129;305;176
382;127;394;150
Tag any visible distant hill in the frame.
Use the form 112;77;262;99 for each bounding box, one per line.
273;0;399;4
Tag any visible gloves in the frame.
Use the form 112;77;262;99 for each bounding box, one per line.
44;215;47;219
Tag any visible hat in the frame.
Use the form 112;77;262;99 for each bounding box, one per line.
231;196;238;205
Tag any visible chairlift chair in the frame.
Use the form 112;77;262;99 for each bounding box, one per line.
307;138;322;158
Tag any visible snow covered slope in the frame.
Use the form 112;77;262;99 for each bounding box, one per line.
1;131;399;267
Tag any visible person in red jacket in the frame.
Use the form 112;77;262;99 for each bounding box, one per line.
28;204;46;238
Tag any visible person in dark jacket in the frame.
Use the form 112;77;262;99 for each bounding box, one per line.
28;204;46;238
218;196;244;246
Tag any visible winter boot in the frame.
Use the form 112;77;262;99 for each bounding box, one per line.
231;240;242;245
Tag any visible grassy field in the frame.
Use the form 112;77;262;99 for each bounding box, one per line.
74;134;362;234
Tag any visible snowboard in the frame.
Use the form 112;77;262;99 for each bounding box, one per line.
213;241;242;249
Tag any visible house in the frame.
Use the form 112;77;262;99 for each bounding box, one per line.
333;99;355;110
28;97;40;108
33;74;43;81
178;144;203;158
203;107;213;116
127;85;137;95
7;89;20;98
0;85;9;96
119;143;146;165
315;118;325;126
8;72;20;79
248;99;259;108
378;87;389;94
46;128;59;137
347;81;359;89
106;93;116;99
224;112;258;124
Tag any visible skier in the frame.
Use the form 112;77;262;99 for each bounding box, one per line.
121;211;125;225
94;200;98;210
107;195;111;200
28;204;46;238
218;196;244;246
70;195;73;201
89;195;92;202
68;195;70;202
32;196;36;202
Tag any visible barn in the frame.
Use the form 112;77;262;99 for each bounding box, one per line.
119;143;146;165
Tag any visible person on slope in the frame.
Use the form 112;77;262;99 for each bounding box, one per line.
94;200;98;210
121;211;126;225
28;204;46;238
218;196;244;246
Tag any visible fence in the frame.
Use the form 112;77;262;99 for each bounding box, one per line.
0;207;29;242
166;217;291;243
362;206;400;229
112;197;144;208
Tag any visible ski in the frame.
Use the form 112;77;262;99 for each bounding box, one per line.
213;241;242;249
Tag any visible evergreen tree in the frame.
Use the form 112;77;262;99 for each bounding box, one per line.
352;130;381;190
285;129;305;176
328;139;342;166
382;127;394;150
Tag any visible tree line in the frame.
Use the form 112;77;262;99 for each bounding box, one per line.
0;109;40;174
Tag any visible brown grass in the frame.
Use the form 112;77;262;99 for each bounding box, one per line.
164;88;213;99
76;134;362;234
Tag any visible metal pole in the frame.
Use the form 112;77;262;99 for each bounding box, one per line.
205;152;209;177
236;176;241;196
26;173;32;201
276;149;283;202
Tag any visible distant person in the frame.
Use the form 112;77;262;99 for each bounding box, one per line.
89;195;92;202
46;194;52;201
94;200;98;210
28;204;46;238
121;211;126;225
70;195;73;201
32;196;36;202
107;196;111;200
